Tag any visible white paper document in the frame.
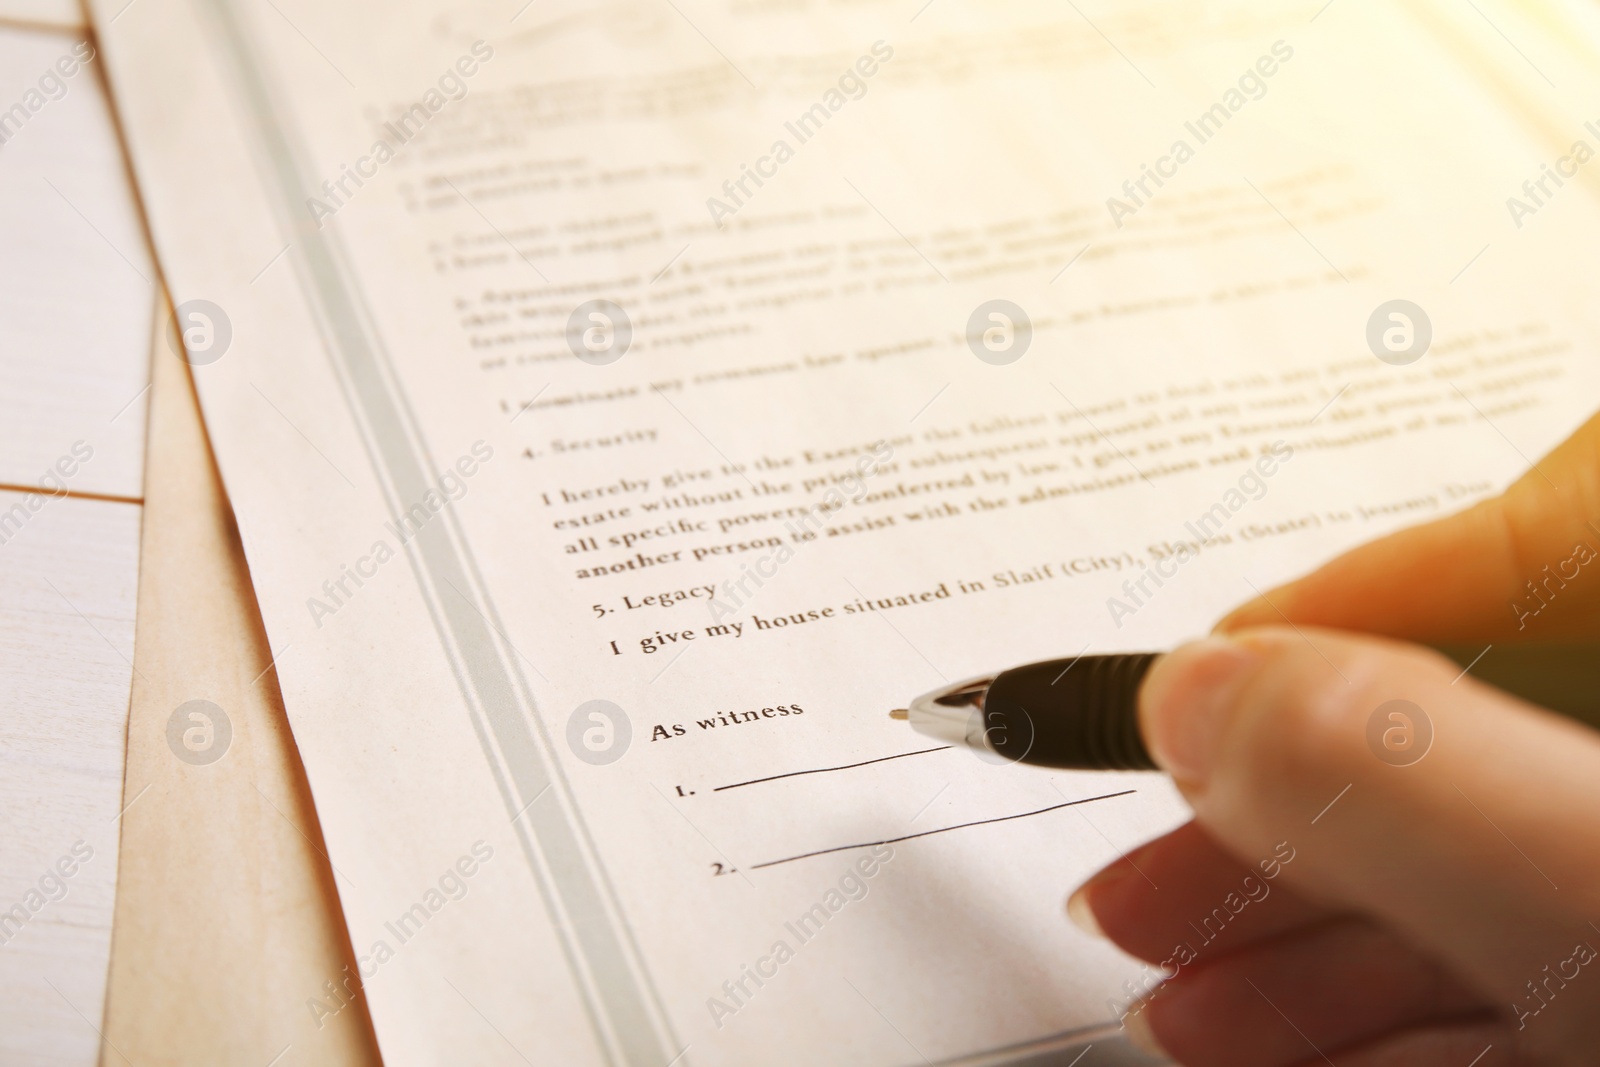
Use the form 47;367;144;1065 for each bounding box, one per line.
91;0;1600;1062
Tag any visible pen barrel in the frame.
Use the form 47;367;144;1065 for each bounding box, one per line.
1430;642;1600;728
973;643;1600;773
984;653;1161;770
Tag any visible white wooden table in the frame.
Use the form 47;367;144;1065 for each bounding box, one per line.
0;11;153;1063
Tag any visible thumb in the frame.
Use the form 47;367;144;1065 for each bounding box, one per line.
1139;627;1600;1050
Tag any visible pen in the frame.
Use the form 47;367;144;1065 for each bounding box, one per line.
890;642;1600;769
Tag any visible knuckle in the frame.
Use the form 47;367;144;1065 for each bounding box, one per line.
1228;634;1449;784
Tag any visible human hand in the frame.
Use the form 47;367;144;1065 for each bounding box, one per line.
1067;413;1600;1065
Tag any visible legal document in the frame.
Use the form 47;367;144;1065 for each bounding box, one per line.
92;0;1600;1062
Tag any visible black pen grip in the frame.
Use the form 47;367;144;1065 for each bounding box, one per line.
979;643;1600;772
984;653;1161;770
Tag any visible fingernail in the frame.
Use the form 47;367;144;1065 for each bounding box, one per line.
1213;599;1265;633
1215;584;1295;633
1140;636;1261;785
1123;1006;1168;1058
1066;841;1153;936
1065;887;1103;938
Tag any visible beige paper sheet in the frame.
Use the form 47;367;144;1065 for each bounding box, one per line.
0;3;85;32
100;306;382;1067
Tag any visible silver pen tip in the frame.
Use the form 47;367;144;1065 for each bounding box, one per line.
888;708;909;720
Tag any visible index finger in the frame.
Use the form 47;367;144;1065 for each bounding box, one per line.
1217;409;1600;641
